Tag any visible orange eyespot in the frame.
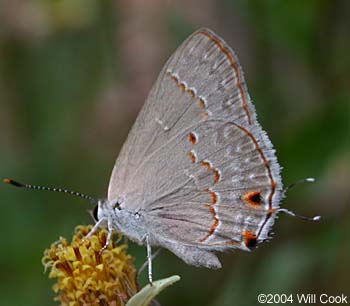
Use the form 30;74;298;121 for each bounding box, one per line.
241;191;262;206
242;230;257;249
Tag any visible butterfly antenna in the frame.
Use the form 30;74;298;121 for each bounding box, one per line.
279;177;320;222
278;208;321;222
283;177;315;193
3;178;97;204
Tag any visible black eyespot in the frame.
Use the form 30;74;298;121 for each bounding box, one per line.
250;192;262;204
92;205;99;221
246;237;257;249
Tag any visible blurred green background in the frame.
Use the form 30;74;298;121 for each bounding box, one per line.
0;0;349;305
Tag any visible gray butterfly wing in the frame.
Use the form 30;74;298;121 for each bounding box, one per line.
108;29;283;267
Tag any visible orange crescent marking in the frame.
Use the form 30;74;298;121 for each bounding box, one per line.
200;161;220;184
200;160;211;169
209;190;217;204
188;151;196;163
166;72;197;101
188;132;197;145
212;168;220;183
199;207;219;243
198;97;206;109
199;189;219;243
178;83;186;92
197;31;252;125
186;89;195;98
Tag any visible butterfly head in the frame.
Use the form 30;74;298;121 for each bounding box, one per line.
92;198;123;222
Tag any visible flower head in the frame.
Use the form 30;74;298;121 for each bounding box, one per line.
42;225;138;306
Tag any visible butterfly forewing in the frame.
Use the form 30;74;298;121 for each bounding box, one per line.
108;29;283;262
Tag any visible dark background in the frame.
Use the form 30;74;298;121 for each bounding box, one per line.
0;0;349;305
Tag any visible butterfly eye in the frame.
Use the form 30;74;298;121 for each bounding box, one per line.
114;202;121;210
92;205;99;221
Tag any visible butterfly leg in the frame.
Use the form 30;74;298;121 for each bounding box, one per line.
99;217;114;254
84;218;107;240
146;235;153;285
138;248;161;279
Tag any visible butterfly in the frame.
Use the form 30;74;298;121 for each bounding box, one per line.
5;28;319;283
97;28;284;281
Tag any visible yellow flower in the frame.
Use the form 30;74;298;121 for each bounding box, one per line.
42;225;138;306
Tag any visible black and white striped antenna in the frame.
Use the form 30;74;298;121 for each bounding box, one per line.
3;178;97;204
